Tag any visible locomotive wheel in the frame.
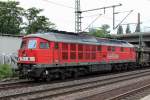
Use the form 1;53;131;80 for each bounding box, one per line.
41;70;52;81
46;74;52;82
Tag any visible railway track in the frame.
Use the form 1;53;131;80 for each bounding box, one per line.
0;79;32;91
107;82;150;100
1;68;150;100
83;75;150;100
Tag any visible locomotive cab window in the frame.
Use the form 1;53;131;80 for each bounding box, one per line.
97;46;101;51
40;42;49;49
20;40;27;49
130;48;132;52
55;42;59;49
28;40;37;49
112;47;115;51
121;47;124;52
108;46;111;51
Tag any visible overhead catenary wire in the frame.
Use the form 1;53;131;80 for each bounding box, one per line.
114;10;133;29
83;14;102;31
42;0;74;9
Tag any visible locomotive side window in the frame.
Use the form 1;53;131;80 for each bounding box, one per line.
28;40;37;49
78;44;83;51
92;45;96;51
112;47;115;51
121;47;124;52
70;44;76;51
97;46;101;51
85;45;90;60
78;44;83;59
107;46;115;52
70;44;76;60
55;42;59;49
20;40;27;49
108;46;111;51
91;45;96;59
40;42;49;49
62;43;68;50
62;43;68;60
85;45;90;51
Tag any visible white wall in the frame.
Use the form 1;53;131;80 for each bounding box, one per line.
0;36;22;54
0;36;22;68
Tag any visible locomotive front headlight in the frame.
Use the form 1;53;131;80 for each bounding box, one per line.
19;57;22;61
30;57;35;61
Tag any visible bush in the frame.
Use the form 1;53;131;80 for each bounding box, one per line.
0;64;13;79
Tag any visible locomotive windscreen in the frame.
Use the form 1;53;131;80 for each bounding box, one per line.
28;40;37;49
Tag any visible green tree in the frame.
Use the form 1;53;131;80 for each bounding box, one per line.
89;24;111;38
126;24;131;34
101;24;110;34
0;1;24;35
0;1;56;35
25;7;56;34
117;25;123;34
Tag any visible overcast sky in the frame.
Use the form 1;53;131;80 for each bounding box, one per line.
11;0;150;33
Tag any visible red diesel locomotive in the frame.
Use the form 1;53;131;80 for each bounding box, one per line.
18;31;136;80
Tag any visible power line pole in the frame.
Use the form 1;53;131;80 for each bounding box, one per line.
75;0;82;33
135;13;141;32
113;6;115;29
83;4;122;30
75;1;122;33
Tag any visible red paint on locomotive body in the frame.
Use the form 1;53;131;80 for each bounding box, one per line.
18;32;136;66
18;37;51;64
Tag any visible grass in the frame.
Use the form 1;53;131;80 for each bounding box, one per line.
0;64;13;79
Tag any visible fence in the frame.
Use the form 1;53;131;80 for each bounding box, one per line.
0;53;18;69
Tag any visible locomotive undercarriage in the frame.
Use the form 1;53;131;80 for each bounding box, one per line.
17;61;148;81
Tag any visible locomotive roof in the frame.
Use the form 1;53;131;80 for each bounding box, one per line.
25;32;134;47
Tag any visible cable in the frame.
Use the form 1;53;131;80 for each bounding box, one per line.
83;14;102;31
42;0;74;9
83;13;103;18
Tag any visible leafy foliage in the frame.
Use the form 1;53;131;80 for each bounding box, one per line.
25;7;56;34
89;24;112;38
0;1;24;35
0;64;13;79
0;1;56;35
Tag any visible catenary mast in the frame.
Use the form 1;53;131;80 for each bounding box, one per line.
75;0;82;33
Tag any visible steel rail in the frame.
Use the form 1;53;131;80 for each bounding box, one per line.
1;68;150;100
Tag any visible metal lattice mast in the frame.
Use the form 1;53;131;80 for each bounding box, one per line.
75;0;82;33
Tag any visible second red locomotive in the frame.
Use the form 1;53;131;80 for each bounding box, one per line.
18;30;136;81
